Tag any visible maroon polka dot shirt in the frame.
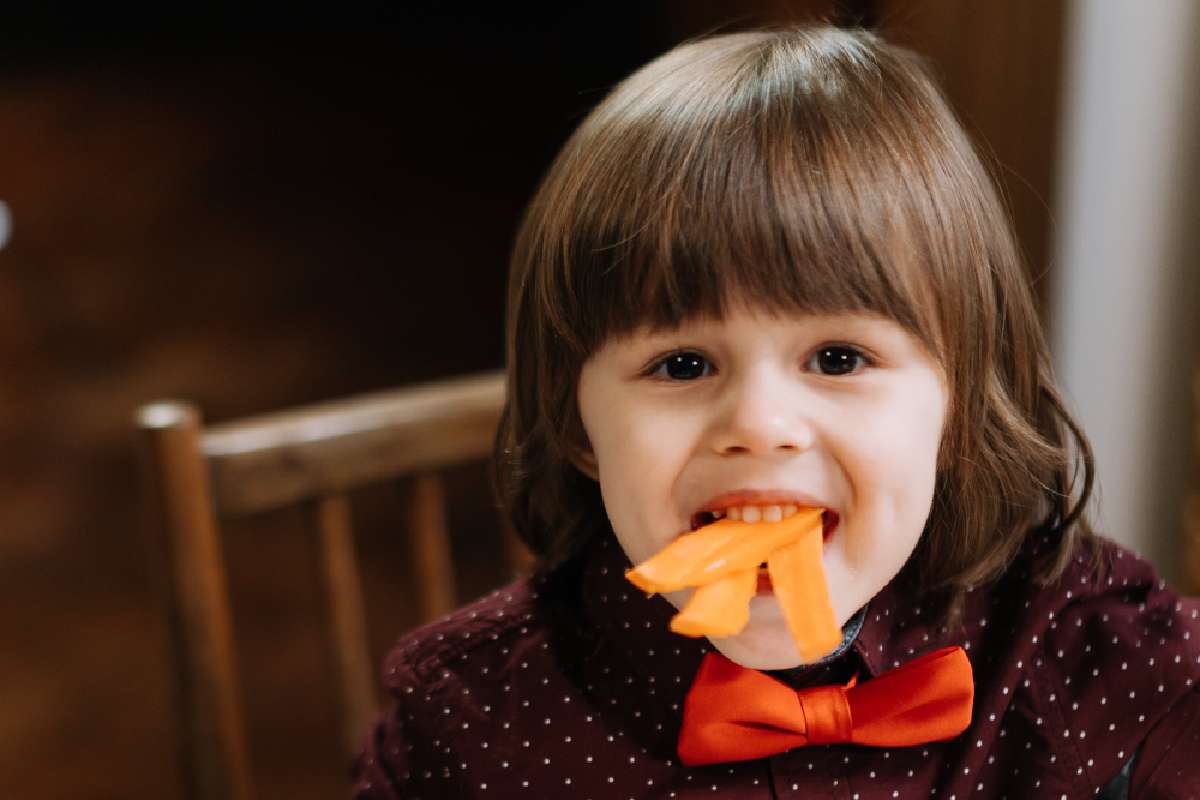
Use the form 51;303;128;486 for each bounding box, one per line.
353;531;1200;798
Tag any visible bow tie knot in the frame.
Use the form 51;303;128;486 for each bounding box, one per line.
678;646;974;766
797;680;855;745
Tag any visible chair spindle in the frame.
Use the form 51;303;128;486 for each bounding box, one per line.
408;474;456;619
315;493;377;761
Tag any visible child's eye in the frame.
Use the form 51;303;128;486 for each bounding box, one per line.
646;345;872;381
808;344;873;376
649;351;713;381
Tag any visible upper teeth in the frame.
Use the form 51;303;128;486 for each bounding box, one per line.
715;504;802;523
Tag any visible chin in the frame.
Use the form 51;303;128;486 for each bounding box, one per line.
707;629;805;670
704;602;808;670
703;593;859;671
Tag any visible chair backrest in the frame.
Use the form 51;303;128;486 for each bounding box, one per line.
136;370;516;800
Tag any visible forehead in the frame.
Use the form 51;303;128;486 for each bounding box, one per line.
609;300;927;356
609;281;934;350
563;169;947;369
645;296;895;331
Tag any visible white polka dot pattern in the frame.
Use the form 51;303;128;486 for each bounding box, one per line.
352;533;1200;798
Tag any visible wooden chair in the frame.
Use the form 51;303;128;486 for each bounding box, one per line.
136;370;517;800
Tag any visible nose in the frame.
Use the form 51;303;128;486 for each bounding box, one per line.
708;368;815;456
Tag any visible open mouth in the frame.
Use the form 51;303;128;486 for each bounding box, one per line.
756;568;774;594
690;508;839;540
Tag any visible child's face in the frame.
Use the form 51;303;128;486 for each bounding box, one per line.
575;300;948;670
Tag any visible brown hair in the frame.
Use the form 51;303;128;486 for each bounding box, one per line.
492;25;1099;620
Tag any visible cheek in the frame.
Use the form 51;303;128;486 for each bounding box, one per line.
591;413;689;562
844;389;945;531
886;390;946;534
869;379;945;470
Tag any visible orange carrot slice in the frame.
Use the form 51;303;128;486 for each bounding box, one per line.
766;522;841;661
626;508;823;594
668;568;757;638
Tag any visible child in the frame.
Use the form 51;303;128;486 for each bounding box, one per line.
354;25;1200;798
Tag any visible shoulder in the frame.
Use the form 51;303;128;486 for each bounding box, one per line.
1129;684;1200;796
380;577;553;695
352;578;562;798
1039;535;1199;665
1022;535;1200;789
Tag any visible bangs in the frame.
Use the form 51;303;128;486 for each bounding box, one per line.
530;29;954;365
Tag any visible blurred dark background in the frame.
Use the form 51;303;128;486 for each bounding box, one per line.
0;2;1096;797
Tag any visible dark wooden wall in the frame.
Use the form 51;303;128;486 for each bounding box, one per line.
874;0;1068;315
0;3;1069;797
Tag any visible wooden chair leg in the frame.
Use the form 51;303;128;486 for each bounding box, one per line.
138;402;253;800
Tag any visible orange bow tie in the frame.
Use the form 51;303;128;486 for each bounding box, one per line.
678;646;974;766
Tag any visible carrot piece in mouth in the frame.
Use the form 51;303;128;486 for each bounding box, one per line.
767;524;842;661
625;508;823;594
625;507;839;653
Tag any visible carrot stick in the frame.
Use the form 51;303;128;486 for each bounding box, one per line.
626;508;823;593
668;568;757;638
766;522;841;661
